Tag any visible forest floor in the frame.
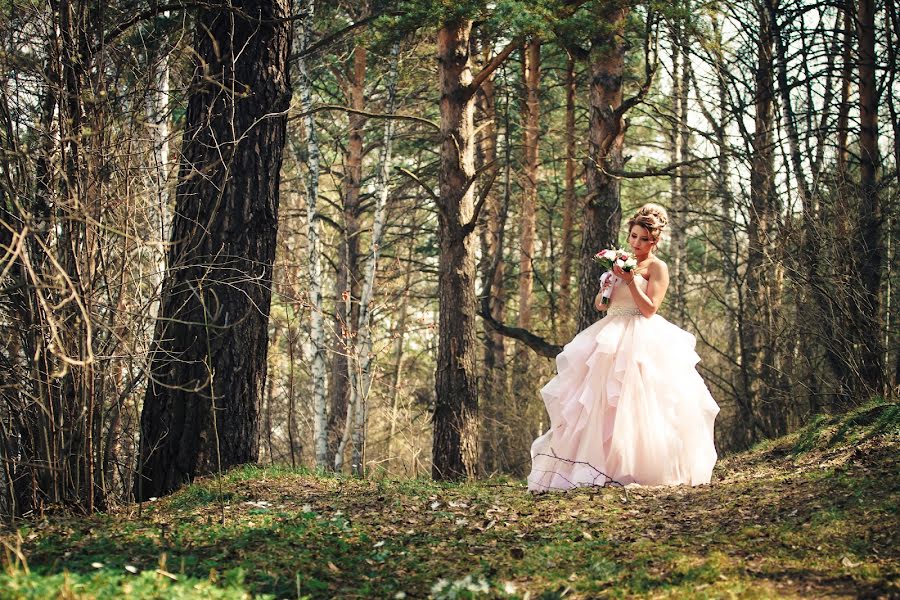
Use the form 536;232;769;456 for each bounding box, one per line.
1;399;897;599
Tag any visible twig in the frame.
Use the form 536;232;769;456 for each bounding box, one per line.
531;449;625;491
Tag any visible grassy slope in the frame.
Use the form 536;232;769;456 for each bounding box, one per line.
1;400;897;599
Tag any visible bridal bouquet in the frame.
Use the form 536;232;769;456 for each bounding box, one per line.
593;248;638;301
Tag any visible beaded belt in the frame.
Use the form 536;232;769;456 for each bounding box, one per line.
606;306;642;317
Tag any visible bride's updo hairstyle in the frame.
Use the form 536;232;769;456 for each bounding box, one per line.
627;203;669;244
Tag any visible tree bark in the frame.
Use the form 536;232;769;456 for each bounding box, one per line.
510;38;541;475
134;0;291;500
855;0;885;396
668;6;688;326
296;0;329;468
738;1;777;447
474;40;508;474
578;3;628;332
348;42;399;477
558;50;578;333
328;38;366;470
517;39;540;338
433;19;479;480
836;2;853;181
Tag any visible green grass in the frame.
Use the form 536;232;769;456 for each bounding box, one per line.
0;569;269;600
2;401;898;599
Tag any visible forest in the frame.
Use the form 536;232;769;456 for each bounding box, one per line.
0;0;897;525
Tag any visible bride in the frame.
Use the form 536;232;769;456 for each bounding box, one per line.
528;203;720;491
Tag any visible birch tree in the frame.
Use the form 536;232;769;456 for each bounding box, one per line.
335;44;400;476
297;0;329;469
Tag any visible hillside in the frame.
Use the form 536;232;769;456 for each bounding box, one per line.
1;399;897;599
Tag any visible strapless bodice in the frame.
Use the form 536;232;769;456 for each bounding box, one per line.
608;275;648;312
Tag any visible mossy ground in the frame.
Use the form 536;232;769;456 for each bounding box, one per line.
2;400;897;599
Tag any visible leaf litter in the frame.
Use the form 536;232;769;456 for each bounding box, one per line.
1;401;897;598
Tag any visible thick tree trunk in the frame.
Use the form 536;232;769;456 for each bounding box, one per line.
135;0;291;500
578;4;627;332
433;20;479;480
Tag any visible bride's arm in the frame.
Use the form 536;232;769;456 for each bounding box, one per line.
594;276;613;311
613;260;669;317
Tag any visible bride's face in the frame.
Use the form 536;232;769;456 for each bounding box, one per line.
628;225;655;257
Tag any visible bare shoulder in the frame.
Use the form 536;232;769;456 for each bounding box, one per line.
647;256;669;276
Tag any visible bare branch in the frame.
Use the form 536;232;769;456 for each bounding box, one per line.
290;104;440;132
477;308;563;358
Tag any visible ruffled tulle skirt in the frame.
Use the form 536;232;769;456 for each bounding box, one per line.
527;312;719;491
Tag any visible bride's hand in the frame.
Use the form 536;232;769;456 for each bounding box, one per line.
612;265;634;284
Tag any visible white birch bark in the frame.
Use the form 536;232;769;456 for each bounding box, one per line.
386;257;411;464
345;43;400;477
149;55;170;241
146;40;170;311
298;0;328;468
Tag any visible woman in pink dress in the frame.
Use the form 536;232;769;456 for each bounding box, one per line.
528;204;719;491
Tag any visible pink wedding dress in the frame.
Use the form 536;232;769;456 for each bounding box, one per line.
528;276;720;491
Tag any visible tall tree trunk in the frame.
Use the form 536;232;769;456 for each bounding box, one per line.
433;19;479;480
855;0;886;397
887;0;899;388
517;39;540;336
510;38;541;475
765;0;811;209
816;0;858;404
837;2;853;182
328;39;366;470
738;1;776;448
558;50;578;333
296;0;328;468
134;0;291;500
579;3;628;332
476;50;509;474
668;7;688;326
346;43;399;477
147;37;171;266
387;246;413;465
